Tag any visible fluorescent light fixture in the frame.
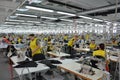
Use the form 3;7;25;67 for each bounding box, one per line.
61;19;73;22
57;11;76;16
7;19;24;22
93;19;103;22
28;0;43;4
79;16;92;19
17;8;29;11
5;22;19;24
44;22;55;24
57;23;65;25
21;23;33;25
9;15;17;18
76;21;85;23
41;16;57;20
15;13;37;18
2;25;12;27
25;6;54;12
104;21;111;23
27;21;40;23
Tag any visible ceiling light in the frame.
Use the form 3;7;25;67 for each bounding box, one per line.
93;19;103;22
57;11;76;16
9;15;17;18
61;19;73;22
2;25;12;27
28;0;43;4
25;6;54;12
5;22;19;24
104;21;111;23
41;16;57;20
79;16;92;19
15;13;37;18
76;21;85;23
27;21;40;23
7;19;24;22
17;8;29;11
21;23;33;25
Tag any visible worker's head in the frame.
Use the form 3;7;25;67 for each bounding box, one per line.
29;34;35;41
112;38;116;42
99;43;105;50
74;35;78;41
91;40;95;44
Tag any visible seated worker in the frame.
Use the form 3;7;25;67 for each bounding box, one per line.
93;43;106;58
67;35;78;56
89;40;97;51
29;34;45;61
111;39;118;46
47;38;54;51
2;36;11;44
91;43;106;69
63;34;68;43
85;33;90;41
17;36;23;44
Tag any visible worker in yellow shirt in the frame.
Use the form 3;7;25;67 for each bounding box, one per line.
93;43;105;58
89;40;97;51
91;43;106;68
44;37;48;41
47;38;54;51
85;33;89;41
17;36;23;44
29;34;45;61
68;38;75;47
64;35;68;43
67;35;78;56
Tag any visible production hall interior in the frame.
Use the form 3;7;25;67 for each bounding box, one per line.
0;0;120;80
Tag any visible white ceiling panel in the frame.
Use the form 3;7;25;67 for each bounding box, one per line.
0;0;25;24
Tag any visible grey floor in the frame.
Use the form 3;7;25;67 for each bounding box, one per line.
0;54;10;80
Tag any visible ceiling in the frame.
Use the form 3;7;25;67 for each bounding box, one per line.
0;0;120;33
0;0;25;24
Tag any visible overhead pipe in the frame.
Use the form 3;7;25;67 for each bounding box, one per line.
77;4;120;15
58;4;120;19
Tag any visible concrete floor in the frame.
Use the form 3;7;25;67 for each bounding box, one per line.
0;55;10;80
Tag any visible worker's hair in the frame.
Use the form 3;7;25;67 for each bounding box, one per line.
91;40;95;41
29;34;35;37
99;43;105;50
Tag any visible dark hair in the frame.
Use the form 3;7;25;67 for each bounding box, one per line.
99;43;105;50
91;40;95;41
29;34;35;37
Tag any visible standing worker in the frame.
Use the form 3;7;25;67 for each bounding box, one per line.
29;34;45;61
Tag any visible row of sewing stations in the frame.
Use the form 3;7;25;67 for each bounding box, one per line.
0;39;119;80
